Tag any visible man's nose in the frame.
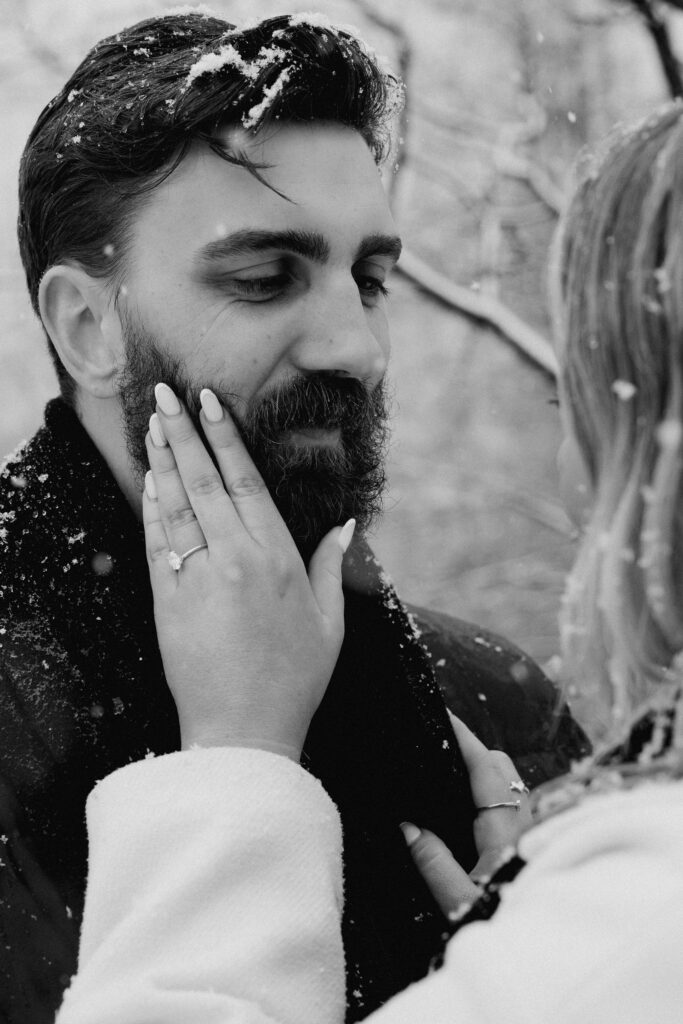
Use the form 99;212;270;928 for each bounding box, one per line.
289;284;389;386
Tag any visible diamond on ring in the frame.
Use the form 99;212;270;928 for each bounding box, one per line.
168;543;208;572
510;780;530;795
168;551;183;571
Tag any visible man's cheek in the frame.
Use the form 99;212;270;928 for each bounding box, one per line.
370;318;391;379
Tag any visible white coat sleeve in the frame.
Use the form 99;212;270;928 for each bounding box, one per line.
365;779;683;1024
55;747;346;1024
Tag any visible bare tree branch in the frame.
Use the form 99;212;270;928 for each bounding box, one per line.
413;139;564;216
493;100;565;214
347;3;559;381
413;98;564;215
627;0;683;97
349;0;412;204
492;149;565;215
415;102;505;138
397;249;559;379
414;93;548;145
410;153;489;206
479;201;503;298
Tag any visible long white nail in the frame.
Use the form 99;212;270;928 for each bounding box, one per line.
338;518;356;554
200;388;224;423
155;382;181;416
399;822;421;847
145;470;157;500
149;413;167;448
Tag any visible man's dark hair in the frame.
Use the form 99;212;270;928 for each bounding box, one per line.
17;12;401;404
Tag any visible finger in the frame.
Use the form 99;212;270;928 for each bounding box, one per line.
474;748;532;818
307;521;354;638
152;385;241;546
142;473;176;597
476;749;533;832
146;413;212;556
447;711;506;806
198;388;294;546
401;823;481;918
472;806;528;869
448;711;530;801
448;712;493;771
146;421;207;556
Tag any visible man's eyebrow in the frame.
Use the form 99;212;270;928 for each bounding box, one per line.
355;234;403;264
194;229;402;268
195;229;330;267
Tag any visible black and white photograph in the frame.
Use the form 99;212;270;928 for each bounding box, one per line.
1;2;681;1021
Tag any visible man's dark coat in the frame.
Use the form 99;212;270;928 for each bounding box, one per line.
0;400;589;1024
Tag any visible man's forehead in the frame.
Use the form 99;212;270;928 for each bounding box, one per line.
133;122;397;260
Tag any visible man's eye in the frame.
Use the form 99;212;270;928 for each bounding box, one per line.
355;275;390;300
231;274;290;299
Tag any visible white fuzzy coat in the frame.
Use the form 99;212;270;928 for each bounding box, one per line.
56;747;683;1024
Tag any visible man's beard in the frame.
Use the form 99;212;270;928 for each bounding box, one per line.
116;314;390;560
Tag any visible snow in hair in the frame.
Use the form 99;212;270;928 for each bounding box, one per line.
182;13;403;151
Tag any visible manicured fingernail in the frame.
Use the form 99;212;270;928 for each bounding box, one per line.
149;413;167;448
200;388;223;423
154;382;181;416
144;470;157;500
399;822;421;847
338;518;356;554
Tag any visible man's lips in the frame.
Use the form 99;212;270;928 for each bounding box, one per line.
281;427;342;448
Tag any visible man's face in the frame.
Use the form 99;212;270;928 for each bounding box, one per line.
112;123;401;555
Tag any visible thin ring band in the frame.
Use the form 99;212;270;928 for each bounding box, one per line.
168;543;208;572
476;800;521;813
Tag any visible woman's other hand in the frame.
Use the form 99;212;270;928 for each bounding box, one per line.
450;714;532;879
142;383;353;761
403;715;532;917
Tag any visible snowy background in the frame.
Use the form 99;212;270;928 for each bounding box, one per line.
1;0;680;733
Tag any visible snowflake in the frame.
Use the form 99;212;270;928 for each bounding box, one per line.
611;380;636;401
242;68;291;129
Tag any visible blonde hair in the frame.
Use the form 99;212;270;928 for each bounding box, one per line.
553;102;683;743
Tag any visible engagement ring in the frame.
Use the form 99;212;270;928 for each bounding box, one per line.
476;800;521;813
168;544;208;572
510;780;530;795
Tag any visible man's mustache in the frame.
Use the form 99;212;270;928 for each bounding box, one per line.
235;374;387;441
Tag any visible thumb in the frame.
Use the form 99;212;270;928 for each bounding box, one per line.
307;518;355;631
401;822;481;918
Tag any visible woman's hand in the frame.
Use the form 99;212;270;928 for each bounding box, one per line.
142;383;353;761
450;714;532;880
403;715;532;917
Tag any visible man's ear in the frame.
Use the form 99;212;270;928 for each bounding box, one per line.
38;264;124;398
